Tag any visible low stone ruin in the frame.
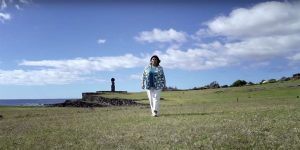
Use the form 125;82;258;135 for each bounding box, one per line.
46;78;145;107
46;96;144;107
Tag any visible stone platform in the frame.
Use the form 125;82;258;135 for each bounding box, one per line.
82;91;127;101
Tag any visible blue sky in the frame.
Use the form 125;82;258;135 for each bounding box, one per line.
1;0;300;99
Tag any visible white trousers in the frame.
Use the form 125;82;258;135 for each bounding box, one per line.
146;89;161;115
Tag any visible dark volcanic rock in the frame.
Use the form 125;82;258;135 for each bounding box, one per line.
46;99;106;107
89;96;140;106
0;115;3;120
46;96;143;107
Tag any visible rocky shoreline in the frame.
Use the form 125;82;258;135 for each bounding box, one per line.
45;96;145;107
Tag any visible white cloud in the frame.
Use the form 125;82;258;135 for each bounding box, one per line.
135;28;187;43
129;74;141;80
135;1;300;71
20;54;147;72
244;61;270;69
0;48;233;85
288;53;300;61
130;1;300;72
205;1;300;39
1;0;7;10
194;1;300;67
131;2;300;70
287;52;300;66
19;0;30;4
224;34;300;58
1;0;31;10
15;4;21;10
0;12;10;22
97;39;106;44
197;41;223;50
0;0;31;23
153;48;231;70
0;69;84;85
0;54;148;85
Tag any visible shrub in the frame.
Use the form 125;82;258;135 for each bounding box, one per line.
231;80;247;87
247;82;255;85
268;79;277;83
164;86;180;91
221;85;229;88
209;81;220;89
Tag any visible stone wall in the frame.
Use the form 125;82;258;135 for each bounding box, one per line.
96;91;127;94
82;91;127;101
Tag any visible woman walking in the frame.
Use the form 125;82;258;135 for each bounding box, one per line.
142;55;166;117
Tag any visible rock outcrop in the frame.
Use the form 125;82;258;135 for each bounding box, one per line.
46;96;144;107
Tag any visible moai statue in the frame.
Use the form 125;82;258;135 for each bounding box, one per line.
111;78;115;92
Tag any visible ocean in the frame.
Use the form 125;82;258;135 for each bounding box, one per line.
0;99;67;106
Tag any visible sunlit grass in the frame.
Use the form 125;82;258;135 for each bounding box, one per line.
0;80;300;149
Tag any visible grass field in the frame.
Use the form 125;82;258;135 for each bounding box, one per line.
0;80;300;149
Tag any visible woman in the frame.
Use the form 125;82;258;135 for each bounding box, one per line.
142;55;166;117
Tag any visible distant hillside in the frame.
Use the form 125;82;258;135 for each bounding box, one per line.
100;79;300;105
183;72;300;91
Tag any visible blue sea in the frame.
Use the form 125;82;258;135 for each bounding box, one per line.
0;99;67;106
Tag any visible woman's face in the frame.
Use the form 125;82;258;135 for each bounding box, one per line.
151;57;159;66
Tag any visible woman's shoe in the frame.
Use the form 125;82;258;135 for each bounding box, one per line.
153;110;158;117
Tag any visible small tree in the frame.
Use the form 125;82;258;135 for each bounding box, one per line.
221;85;229;88
231;80;247;87
279;77;289;81
209;81;220;89
192;87;200;90
165;86;179;91
247;82;255;85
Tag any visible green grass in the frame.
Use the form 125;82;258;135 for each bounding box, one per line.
0;80;300;149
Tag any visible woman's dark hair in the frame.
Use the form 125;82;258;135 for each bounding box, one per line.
150;55;161;65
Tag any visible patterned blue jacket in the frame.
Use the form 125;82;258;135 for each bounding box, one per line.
142;65;166;90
